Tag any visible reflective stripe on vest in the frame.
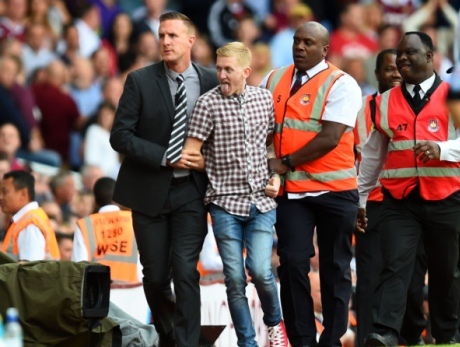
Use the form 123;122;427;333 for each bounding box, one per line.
1;207;60;260
270;63;357;193
375;83;460;200
77;210;138;284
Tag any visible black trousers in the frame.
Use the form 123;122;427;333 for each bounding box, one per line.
276;189;358;347
132;179;207;347
355;201;427;347
371;191;460;343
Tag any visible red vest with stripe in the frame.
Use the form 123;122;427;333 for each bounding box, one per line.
375;81;460;200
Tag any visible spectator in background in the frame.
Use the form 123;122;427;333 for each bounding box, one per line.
0;123;25;171
1;170;60;261
264;0;301;37
91;45;116;85
269;3;312;68
247;42;272;86
57;23;80;66
191;33;215;68
0;0;28;42
363;24;401;89
0;152;11;244
40;199;64;231
0;56;32;150
49;169;76;225
103;12;133;74
132;0;170;40
68;56;102;170
403;0;458;56
80;164;104;192
55;231;73;260
235;15;261;51
74;3;101;58
1;53;62;167
328;3;378;69
343;56;376;96
377;0;419;30
32;60;80;165
133;29;160;66
21;22;57;83
101;75;123;107
83;101;120;178
88;0;121;39
207;0;255;49
25;0;58;48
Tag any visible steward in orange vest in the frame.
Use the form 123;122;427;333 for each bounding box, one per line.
76;209;138;284
267;63;357;195
1;170;60;261
72;177;139;284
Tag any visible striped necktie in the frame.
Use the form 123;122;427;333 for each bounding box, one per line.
166;75;187;163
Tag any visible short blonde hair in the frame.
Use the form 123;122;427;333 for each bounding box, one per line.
216;42;252;68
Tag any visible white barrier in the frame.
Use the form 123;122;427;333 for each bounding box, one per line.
111;282;271;346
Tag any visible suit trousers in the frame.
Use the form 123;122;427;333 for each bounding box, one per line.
372;190;460;343
355;201;427;347
132;178;207;347
275;189;358;347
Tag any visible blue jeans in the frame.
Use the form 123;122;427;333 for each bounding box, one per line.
209;203;281;347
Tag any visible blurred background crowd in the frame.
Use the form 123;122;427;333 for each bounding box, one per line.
0;0;458;343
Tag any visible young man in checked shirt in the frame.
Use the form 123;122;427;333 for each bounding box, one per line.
183;41;288;347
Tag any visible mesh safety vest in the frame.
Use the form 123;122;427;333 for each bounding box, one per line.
267;63;357;194
2;207;60;260
76;210;138;284
375;82;460;200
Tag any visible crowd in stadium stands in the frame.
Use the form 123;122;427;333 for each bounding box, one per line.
0;0;459;346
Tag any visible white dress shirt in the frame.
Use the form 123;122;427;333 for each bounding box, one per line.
358;73;460;207
13;201;46;261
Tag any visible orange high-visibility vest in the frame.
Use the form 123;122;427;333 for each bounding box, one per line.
375;82;460;200
354;94;383;202
267;63;357;194
77;210;138;284
2;207;60;260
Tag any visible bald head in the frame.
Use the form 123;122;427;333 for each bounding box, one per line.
46;60;68;86
297;21;330;46
292;21;330;72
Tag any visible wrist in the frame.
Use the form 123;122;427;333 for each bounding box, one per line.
281;154;295;172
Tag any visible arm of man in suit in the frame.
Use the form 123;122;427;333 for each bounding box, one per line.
110;73;168;169
182;137;206;171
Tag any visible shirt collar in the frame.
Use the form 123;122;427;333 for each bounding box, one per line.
295;59;328;80
165;63;195;82
405;73;436;95
12;201;39;222
98;204;121;213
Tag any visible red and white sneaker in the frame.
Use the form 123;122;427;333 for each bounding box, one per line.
268;320;289;347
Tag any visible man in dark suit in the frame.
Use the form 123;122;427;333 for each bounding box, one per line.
110;12;218;347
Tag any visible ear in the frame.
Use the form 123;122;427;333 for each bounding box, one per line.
426;50;433;63
322;44;329;58
243;66;252;79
